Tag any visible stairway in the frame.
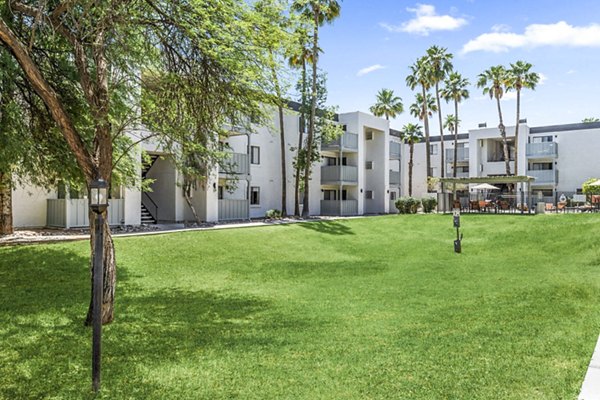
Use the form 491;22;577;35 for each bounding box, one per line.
141;154;159;225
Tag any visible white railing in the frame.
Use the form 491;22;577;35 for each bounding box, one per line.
218;199;249;220
320;200;358;216
220;153;250;176
47;199;125;228
528;169;557;184
321;165;358;184
322;132;359;151
526;142;558;158
389;142;401;159
445;147;469;162
389;170;401;185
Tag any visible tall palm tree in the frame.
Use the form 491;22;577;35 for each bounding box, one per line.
400;123;423;196
440;72;470;178
477;65;511;176
442;115;459;174
370;88;403;120
409;93;438;127
507;61;539;175
292;0;341;217
406;57;433;179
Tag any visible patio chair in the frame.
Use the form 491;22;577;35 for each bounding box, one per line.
469;200;480;212
557;202;567;212
545;203;556;212
478;200;488;212
499;201;510;212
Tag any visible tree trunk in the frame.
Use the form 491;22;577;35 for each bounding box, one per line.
453;100;459;201
435;82;445;210
0;172;13;236
421;85;431;180
408;143;414;196
85;214;116;325
294;61;307;216
496;96;511;176
183;190;201;225
514;89;521;175
302;13;319;217
278;104;287;216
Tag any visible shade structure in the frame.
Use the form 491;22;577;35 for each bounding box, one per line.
471;183;500;190
588;179;600;186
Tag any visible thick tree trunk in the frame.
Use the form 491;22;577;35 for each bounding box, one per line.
0;172;13;236
435;82;445;210
496;96;511;176
514;89;521;175
294;61;307;216
453;101;459;201
85;214;116;325
421;85;431;181
278;104;287;216
302;13;319;217
409;144;414;196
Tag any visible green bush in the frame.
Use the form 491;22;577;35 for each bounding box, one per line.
395;197;421;214
421;197;438;213
265;209;282;219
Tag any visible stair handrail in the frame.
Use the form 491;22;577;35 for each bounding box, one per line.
142;191;159;222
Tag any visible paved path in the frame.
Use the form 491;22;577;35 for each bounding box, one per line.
580;334;600;399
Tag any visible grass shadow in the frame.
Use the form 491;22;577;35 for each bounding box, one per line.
297;220;354;235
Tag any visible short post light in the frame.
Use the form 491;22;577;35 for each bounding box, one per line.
89;178;108;392
453;208;463;253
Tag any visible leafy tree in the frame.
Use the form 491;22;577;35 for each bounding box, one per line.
582;117;600;123
292;0;341;217
582;178;600;196
0;0;276;324
406;57;433;179
507;61;539;174
477;65;512;176
400;123;423;196
370;88;403;120
440;72;470;179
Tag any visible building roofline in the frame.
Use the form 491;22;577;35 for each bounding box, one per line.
530;121;600;133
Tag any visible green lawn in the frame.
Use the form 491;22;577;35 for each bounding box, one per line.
1;214;599;399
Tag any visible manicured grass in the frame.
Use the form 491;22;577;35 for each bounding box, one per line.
1;214;599;399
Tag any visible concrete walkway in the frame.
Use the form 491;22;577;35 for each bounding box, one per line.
580;334;600;399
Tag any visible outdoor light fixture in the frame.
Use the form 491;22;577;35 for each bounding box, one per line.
88;178;109;393
89;179;109;214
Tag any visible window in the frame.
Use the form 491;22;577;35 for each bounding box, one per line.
323;190;347;200
532;135;552;143
250;146;260;164
325;157;337;166
218;186;224;200
366;161;373;170
365;131;373;140
529;162;553;171
429;167;438;177
365;190;374;199
341;124;347;132
250;186;260;205
430;144;438;155
390;192;397;200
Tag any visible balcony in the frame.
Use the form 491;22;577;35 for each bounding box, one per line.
445;147;469;163
389;141;401;159
528;169;557;185
220;152;250;176
322;132;359;152
218;199;249;220
321;165;358;185
446;170;469;178
389;170;401;186
47;199;124;228
320;200;358;216
526;142;558;159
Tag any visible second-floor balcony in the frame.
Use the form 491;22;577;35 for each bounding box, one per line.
389;141;401;159
389;170;401;186
321;165;358;185
445;147;469;163
526;142;558;159
220;152;250;176
322;132;359;152
528;169;557;185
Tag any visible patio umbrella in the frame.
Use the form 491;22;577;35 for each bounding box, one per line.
471;183;500;190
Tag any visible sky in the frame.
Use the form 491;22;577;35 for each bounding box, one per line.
317;0;600;133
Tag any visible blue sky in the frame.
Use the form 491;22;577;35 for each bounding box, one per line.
317;0;600;132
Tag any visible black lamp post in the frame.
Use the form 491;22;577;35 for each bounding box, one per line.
89;178;108;392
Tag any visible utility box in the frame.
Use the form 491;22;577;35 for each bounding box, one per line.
536;202;546;214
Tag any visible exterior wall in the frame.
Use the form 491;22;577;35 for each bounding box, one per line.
553;129;600;193
12;184;57;228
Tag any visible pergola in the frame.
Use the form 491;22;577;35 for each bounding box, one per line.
438;175;537;213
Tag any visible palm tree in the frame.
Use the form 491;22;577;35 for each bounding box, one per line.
507;61;539;175
409;93;438;126
442;115;459;173
292;0;341;217
370;89;403;120
440;72;470;178
406;57;433;178
400;123;423;196
477;65;511;176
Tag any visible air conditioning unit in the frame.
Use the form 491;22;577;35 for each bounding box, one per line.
478;122;487;128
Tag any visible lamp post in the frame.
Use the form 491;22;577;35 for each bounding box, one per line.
89;178;108;393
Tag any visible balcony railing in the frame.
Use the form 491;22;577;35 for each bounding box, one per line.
320;200;358;216
526;142;558;158
389;170;401;185
446;170;469;178
445;147;469;163
321;132;359;152
218;199;249;220
321;165;358;184
47;199;124;228
220;152;250;176
389;142;401;159
528;169;557;185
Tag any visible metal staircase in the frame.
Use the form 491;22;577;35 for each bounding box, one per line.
141;154;159;224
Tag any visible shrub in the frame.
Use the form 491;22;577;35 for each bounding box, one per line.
421;197;438;213
395;197;421;214
265;209;282;219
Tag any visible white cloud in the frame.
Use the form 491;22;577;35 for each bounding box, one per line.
491;24;511;33
566;69;577;75
537;72;548;85
380;4;467;36
462;21;600;53
501;91;518;101
356;64;386;77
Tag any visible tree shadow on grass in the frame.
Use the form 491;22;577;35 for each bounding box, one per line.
0;245;304;399
298;220;354;235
